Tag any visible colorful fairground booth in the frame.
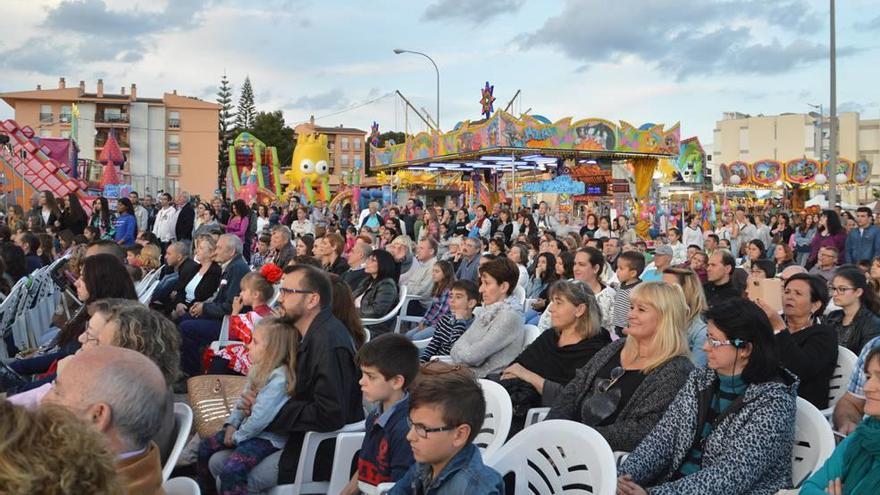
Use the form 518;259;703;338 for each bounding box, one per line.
368;109;685;237
715;157;873;210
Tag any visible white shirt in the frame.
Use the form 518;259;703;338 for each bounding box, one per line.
152;206;178;242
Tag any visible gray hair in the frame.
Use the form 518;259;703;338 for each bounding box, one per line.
82;349;167;451
359;242;374;258
220;233;243;255
169;241;191;258
272;225;292;241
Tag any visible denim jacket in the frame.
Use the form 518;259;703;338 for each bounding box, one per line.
389;443;503;495
226;367;290;448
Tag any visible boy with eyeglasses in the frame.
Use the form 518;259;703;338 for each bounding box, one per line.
341;334;419;495
390;362;503;494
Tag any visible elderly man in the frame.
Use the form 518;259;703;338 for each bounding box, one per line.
455;237;481;283
178;234;250;377
211;265;363;491
388;235;415;281
269;225;296;267
809;246;839;282
44;346;167;495
174;192;195;242
315;232;349;275
150;241;198;310
405;237;439;301
535;201;559;232
342;235;373;290
641;245;673;282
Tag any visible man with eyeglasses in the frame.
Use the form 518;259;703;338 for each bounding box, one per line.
809;246;839;283
228;264;364;492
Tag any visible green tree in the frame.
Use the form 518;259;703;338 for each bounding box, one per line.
250;110;294;169
216;73;235;194
234;76;256;130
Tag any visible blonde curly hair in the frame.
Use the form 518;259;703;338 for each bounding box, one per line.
0;401;122;494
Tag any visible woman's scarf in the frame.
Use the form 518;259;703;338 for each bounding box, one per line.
838;416;880;494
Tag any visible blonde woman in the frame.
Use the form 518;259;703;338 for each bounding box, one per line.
138;244;162;273
662;267;709;367
548;281;694;451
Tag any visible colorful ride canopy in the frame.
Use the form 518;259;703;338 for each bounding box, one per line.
369;110;681;170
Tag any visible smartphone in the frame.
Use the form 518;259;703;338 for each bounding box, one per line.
747;278;783;313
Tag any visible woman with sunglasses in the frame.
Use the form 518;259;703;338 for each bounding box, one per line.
825;266;880;354
618;298;797;495
353;249;400;336
498;280;611;435
548;281;694;452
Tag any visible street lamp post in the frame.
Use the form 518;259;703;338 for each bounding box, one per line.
393;49;440;131
828;0;838;207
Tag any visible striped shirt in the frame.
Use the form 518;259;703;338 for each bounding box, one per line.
611;279;641;330
420;314;473;363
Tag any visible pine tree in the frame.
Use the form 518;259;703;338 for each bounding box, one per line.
217;72;235;193
235;76;256;131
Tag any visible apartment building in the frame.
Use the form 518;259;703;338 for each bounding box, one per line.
0;78;220;199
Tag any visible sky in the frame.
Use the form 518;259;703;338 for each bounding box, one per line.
0;0;878;147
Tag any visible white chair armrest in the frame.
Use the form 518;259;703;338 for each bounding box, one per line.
430;355;454;364
525;407;550;427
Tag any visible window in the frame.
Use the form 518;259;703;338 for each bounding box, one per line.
168;111;180;129
40;129;52;138
60;106;72;124
40;105;52;124
354;138;362;151
353;157;363;169
340;137;349;151
60;130;71;139
168;134;180;152
103;108;123;122
167;156;180;175
340;154;349;167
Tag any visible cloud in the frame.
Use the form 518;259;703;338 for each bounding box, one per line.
838;101;880;113
422;0;525;24
519;0;847;80
0;0;212;74
287;89;349;110
854;14;880;31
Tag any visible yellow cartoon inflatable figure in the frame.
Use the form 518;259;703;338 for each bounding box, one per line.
284;133;331;204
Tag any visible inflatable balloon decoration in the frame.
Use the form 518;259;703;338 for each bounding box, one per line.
285;133;331;204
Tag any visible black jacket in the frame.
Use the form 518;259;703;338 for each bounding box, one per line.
202;254;250;320
325;255;349;276
342;267;368;292
175;203;195;241
272;243;296;268
825;305;880;354
354;277;399;335
703;280;741;307
266;309;364;483
775;323;838;409
172;260;222;307
60;210;87;235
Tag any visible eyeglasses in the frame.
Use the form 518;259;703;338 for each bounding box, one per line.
705;332;736;348
828;285;856;294
580;366;626;426
406;416;455;438
278;287;316;296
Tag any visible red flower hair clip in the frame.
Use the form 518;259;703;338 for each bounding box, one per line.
260;263;283;284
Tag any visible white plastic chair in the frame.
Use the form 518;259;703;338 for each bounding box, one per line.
163;402;194;481
328;431;366;495
362;285;408;328
792;397;835;487
139;279;161;305
512;285;526;307
487;419;617;495
524;407;550;427
523;324;542;346
475;379;513;459
268;420;366;495
821;346;858;419
413;337;432;350
163;477;200;495
393;293;428;334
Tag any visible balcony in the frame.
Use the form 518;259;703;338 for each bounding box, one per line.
168;118;181;129
40;113;53;124
59;114;72;124
96;112;129;124
167;142;181;152
167;162;181;175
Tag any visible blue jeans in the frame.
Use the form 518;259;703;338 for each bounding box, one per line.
406;326;435;341
523;308;542;326
179;315;222;377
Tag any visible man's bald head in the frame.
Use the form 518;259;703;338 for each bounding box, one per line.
43;346;166;453
85;240;125;262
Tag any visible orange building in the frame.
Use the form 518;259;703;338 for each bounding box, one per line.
0;78;220;199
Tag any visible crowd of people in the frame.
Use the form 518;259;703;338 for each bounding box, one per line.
1;190;880;494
